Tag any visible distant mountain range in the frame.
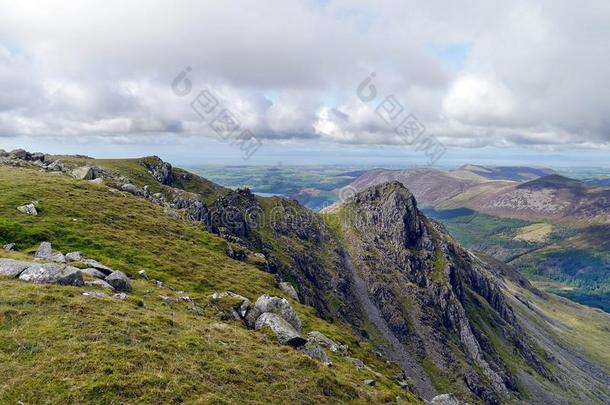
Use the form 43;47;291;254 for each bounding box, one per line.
343;166;610;225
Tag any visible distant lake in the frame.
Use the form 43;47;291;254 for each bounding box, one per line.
253;191;285;197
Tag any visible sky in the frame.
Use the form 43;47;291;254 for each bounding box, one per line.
1;0;609;167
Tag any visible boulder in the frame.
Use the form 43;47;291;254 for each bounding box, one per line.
430;394;465;405
208;291;251;321
105;271;132;292
364;379;376;386
71;166;95;180
81;268;107;279
65;251;83;262
34;242;53;259
121;183;141;195
254;312;307;347
9;149;30;160
254;294;301;331
19;263;83;286
30;152;45;162
113;292;129;300
300;343;331;365
307;331;348;354
82;259;113;275
278;281;299;302
344;357;365;369
3;243;15;251
17;203;38;216
138;269;149;279
46;160;65;171
0;259;32;278
50;253;66;263
85;279;114;290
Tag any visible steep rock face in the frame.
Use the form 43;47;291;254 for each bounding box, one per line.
333;182;552;403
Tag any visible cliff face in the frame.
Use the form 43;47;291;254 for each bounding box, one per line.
205;181;559;403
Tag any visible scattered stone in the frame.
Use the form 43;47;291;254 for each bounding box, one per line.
364;379;376;386
18;263;83;286
85;279;114;290
254;312;307;347
71;166;95;180
9;149;30;160
50;252;66;263
121;183;141;195
89;178;104;185
34;242;53;259
138;269;149;280
17;203;38;216
159;295;174;303
105;271;132;292
209;291;251;321
300;343;331;365
46;160;65;171
82;259;113;275
0;259;32;278
307;331;348;354
65;251;83;262
278;281;299;302
344;357;365;369
113;292;129;300
180;296;192;302
3;243;15;251
430;394;465;405
82;291;107;298
254;294;301;331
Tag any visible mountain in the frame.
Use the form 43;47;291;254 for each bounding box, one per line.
457;165;557;182
1;150;609;404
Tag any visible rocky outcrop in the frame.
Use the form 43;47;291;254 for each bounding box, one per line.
0;259;33;277
254;313;307;347
278;282;299;301
105;271;132;292
141;156;174;185
18;263;83;286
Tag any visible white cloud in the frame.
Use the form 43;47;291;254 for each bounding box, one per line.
0;0;609;152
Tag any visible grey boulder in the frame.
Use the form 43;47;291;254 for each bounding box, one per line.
19;263;83;286
85;279;114;290
105;271;132;292
82;259;113;275
0;259;32;278
34;242;53;259
307;331;348;354
300;343;331;365
65;251;83;262
121;183;141;195
208;291;251;321
17;203;38;216
3;243;15;252
81;268;108;279
254;294;301;331
254;312;306;347
71;166;95;180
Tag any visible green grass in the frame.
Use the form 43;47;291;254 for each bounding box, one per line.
0;165;418;404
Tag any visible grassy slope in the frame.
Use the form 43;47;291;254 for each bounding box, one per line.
0;165;417;404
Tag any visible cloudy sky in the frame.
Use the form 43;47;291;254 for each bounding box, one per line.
1;0;609;166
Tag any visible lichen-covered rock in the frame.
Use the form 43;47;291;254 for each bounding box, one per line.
3;243;15;252
254;312;306;347
71;166;95;180
81;268;108;279
82;259;113;275
34;242;53;259
208;291;251;321
65;251;83;262
19;263;83;286
307;331;348;354
0;259;32;278
300;343;331;365
105;271;132;292
17;203;38;216
85;278;114;290
254;294;301;331
121;183;142;196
